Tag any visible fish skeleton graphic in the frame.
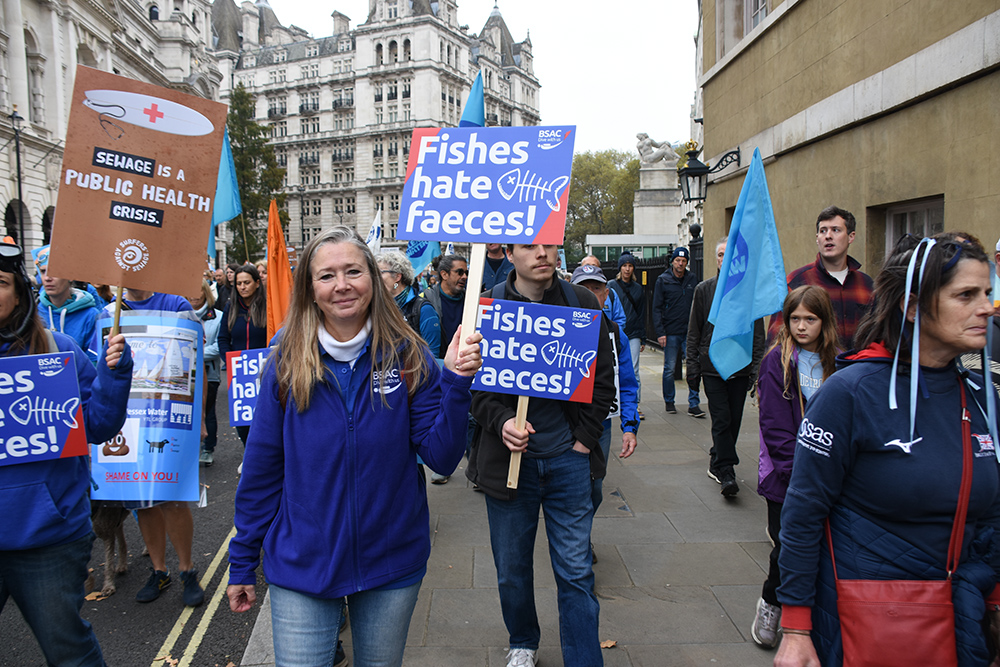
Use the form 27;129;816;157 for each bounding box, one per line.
9;396;80;428
497;168;570;212
541;341;597;378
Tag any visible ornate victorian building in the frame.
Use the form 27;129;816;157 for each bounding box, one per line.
212;0;540;252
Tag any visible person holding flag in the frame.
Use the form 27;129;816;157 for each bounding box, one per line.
688;148;785;497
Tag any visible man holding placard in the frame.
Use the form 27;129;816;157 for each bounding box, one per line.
467;244;616;667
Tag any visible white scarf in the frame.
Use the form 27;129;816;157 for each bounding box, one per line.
317;319;371;368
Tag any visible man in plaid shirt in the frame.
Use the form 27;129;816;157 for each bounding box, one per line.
770;206;873;348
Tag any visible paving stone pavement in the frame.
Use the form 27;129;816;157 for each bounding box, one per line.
241;349;777;666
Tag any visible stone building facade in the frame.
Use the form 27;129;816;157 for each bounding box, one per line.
0;0;222;256
696;0;1000;271
212;0;540;255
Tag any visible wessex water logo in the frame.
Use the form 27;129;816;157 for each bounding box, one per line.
571;310;599;329
537;128;569;150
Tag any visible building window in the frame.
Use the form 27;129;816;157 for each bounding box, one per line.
346;197;355;213
306;44;319;58
747;0;768;32
386;0;397;19
375;109;383;124
374;194;384;211
312;199;322;216
274;50;287;63
403;105;410;121
884;198;945;252
339;40;351;53
149;4;159;21
389;194;400;211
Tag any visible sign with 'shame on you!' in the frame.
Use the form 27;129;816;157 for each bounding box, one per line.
0;353;87;467
398;126;575;245
47;65;228;298
227;349;269;427
472;298;602;403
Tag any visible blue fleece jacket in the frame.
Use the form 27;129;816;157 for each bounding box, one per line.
228;339;473;598
39;288;100;363
778;347;1000;664
0;332;133;551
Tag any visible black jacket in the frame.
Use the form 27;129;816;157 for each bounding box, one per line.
466;273;617;500
219;296;269;355
652;269;699;337
608;278;646;340
685;276;764;387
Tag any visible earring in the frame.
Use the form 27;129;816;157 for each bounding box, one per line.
393;282;398;290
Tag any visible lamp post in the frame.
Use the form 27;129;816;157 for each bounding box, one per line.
678;145;741;203
10;106;24;255
296;184;306;249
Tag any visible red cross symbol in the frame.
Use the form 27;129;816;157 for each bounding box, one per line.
143;103;165;123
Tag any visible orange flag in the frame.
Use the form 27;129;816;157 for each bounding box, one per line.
266;199;293;342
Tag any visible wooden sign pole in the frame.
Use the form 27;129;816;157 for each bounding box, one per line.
507;395;529;488
110;286;124;337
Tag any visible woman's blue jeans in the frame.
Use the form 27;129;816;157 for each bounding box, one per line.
0;532;106;667
270;581;421;667
485;447;603;666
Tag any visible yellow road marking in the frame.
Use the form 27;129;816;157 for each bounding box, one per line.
150;525;237;667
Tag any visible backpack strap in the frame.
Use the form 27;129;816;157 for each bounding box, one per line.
44;328;58;354
559;279;581;308
490;283;507;299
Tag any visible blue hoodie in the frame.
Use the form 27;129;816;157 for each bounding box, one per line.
778;346;1000;664
229;339;473;598
39;288;100;363
0;332;133;551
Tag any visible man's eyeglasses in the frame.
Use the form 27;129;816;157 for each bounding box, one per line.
451;269;469;276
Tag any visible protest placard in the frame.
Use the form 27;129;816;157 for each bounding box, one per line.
399;126;575;245
473;298;602;402
0;353;87;467
48;65;228;299
227;349;269;427
90;311;202;503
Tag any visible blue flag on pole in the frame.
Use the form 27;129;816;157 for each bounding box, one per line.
407;240;441;277
459;70;485;128
708;148;787;380
208;127;242;260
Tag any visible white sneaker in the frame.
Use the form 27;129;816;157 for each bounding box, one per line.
506;648;537;667
751;597;781;649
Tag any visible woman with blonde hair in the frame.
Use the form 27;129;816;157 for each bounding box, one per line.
227;226;482;667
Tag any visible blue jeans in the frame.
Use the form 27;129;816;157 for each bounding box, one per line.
485;448;602;666
0;532;106;667
662;335;699;408
270;581;421;667
592;419;612;513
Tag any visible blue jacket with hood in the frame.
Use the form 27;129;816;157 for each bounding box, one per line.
778;345;1000;666
0;332;133;551
228;338;473;598
39;288;100;363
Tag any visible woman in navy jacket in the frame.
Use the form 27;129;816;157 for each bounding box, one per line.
226;227;482;667
776;235;1000;667
0;241;132;666
218;264;268;445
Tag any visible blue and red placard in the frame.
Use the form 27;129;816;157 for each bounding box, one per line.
90;312;202;503
398;126;575;245
472;298;602;403
226;349;269;427
0;353;86;466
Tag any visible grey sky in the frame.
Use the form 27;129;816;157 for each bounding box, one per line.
273;1;700;156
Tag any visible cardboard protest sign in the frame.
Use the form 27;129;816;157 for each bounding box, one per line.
399;126;575;245
227;349;269;427
90;311;202;503
0;353;87;466
48;66;228;298
472;298;602;403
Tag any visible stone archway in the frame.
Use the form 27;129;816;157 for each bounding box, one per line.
4;200;29;244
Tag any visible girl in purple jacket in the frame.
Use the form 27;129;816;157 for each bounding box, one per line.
751;285;839;650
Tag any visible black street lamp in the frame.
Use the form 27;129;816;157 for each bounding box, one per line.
678;145;741;203
10;106;24;255
296;184;306;249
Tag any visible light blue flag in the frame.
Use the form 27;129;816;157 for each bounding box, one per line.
407;240;441;277
208;127;242;259
708;148;787;380
459;70;485;128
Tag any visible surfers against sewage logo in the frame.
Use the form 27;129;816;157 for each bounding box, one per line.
115;238;149;271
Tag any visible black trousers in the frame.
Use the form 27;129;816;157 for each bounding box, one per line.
762;499;783;605
702;374;750;472
203;380;220;452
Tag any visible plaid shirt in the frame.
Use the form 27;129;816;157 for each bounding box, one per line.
770;254;874;349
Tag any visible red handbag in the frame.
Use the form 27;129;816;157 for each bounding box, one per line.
828;381;973;667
